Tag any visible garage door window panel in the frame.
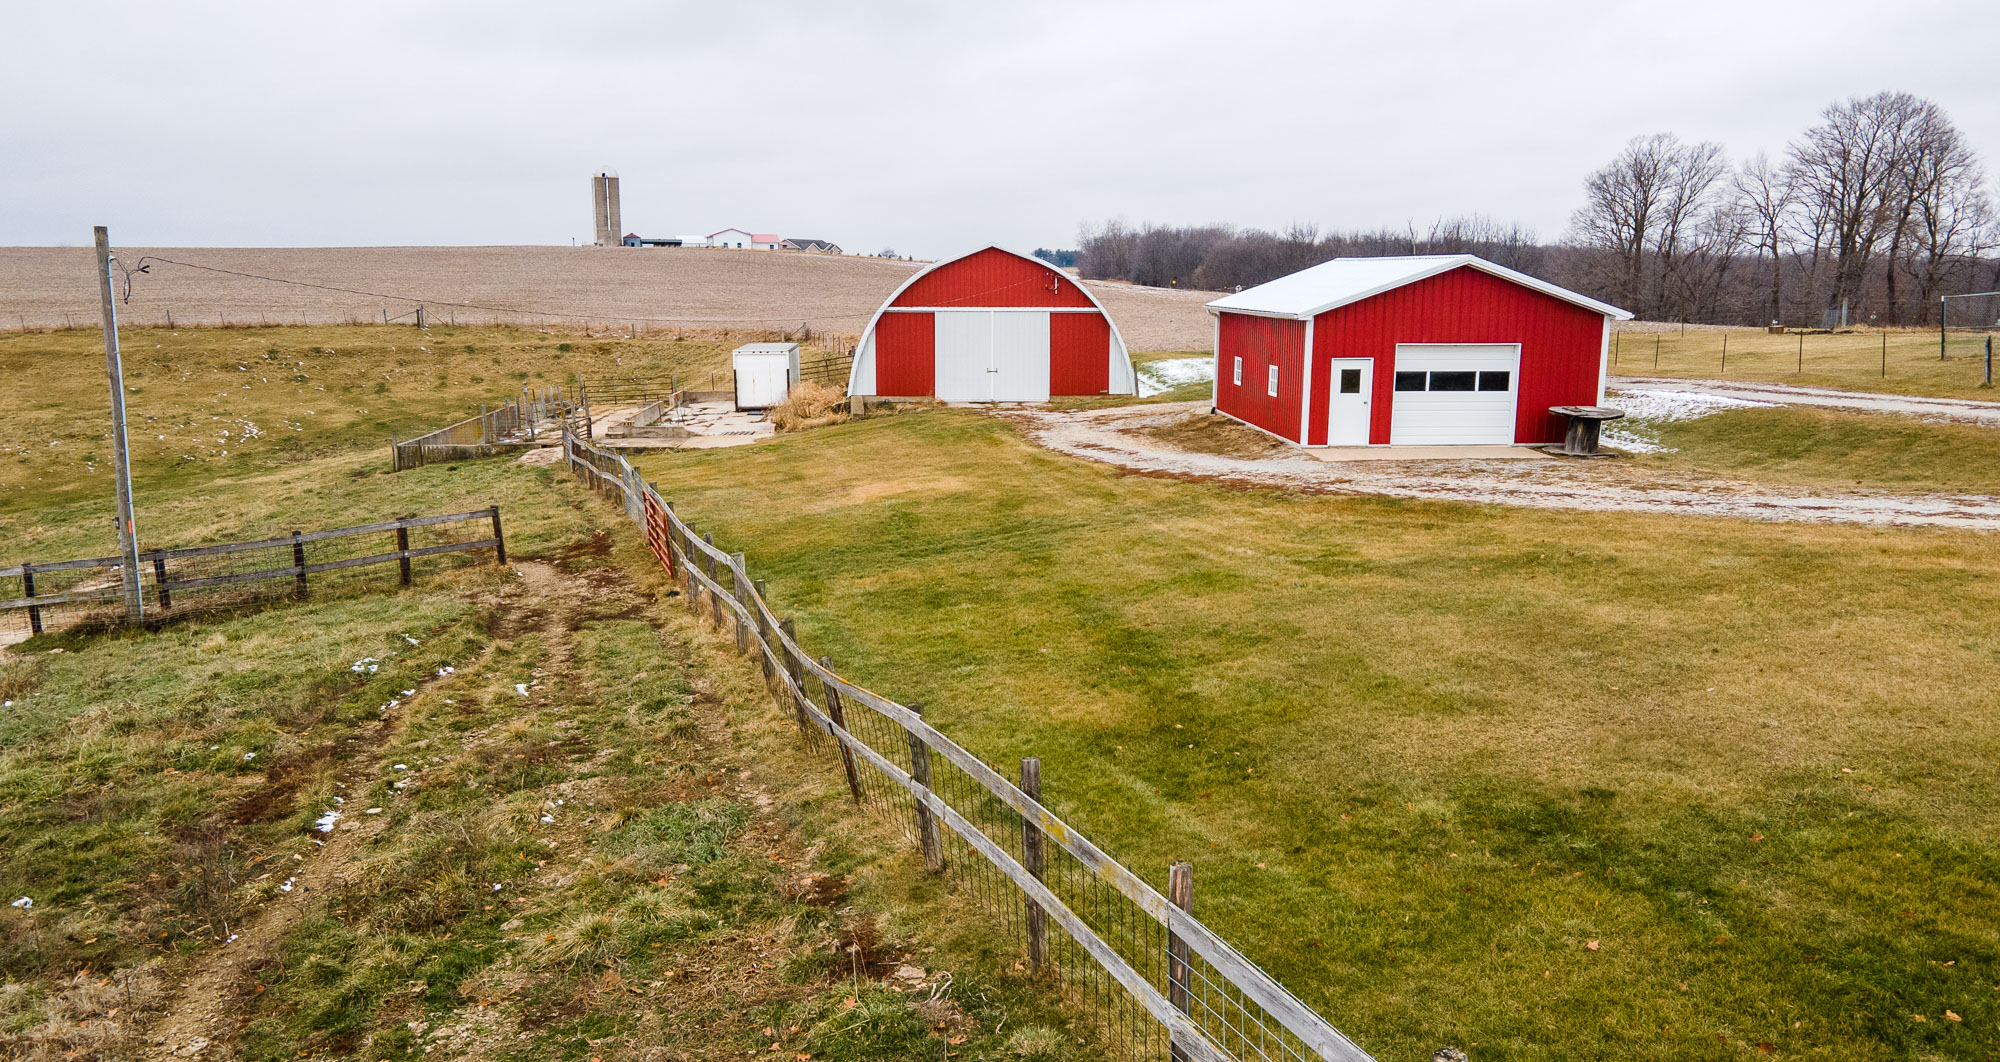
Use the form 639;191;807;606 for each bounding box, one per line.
1478;371;1512;392
1395;372;1426;391
1429;371;1477;391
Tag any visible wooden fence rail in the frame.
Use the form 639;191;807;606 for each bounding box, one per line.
392;381;587;471
0;508;505;639
558;427;1374;1062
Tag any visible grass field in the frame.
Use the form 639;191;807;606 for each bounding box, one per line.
1629;404;2000;495
0;324;734;544
1610;326;1998;399
0;325;1109;1060
636;409;2000;1061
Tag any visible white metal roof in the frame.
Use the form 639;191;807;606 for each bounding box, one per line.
1204;254;1633;321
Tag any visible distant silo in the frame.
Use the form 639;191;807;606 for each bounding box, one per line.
591;168;622;246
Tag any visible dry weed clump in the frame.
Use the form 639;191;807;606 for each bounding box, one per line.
770;381;851;433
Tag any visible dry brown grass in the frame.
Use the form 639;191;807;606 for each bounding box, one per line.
0;246;1219;352
1136;411;1291;457
769;380;851;433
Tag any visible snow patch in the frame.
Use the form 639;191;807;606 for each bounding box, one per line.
1603;389;1782;454
1137;357;1214;397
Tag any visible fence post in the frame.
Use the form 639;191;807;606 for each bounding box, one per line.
1167;860;1194;1062
820;655;865;805
906;703;944;873
484;506;507;565
20;562;41;635
753;579;775;683
730;553;750;653
151;553;171;609
778;617;811;732
396;521;412;585
291;531;308;599
1022;757;1048;974
390;433;400;472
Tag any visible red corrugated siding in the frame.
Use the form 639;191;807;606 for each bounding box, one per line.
873;312;934;395
1215;313;1306;441
1049;312;1110;395
890;248;1096;309
1306;266;1605;445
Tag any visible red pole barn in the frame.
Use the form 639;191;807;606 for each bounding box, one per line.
1206;255;1632;447
847;246;1138;402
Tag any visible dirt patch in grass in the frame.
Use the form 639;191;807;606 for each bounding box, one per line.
1134;411;1290;458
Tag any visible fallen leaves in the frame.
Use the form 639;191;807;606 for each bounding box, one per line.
1585;940;1600;951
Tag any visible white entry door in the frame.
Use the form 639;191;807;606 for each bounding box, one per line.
1326;358;1372;445
1388;344;1520;445
932;310;1051;402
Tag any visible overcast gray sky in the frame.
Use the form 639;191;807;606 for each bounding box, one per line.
5;0;1996;258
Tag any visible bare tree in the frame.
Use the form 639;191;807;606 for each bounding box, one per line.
1567;133;1733;318
1786;91;1934;324
1734;152;1795;324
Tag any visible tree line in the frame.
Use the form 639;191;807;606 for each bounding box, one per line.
1075;91;1998;327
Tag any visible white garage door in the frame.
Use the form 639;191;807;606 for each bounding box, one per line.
1388;344;1520;445
933;311;1051;402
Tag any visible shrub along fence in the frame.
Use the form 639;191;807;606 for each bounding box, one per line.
561;427;1375;1062
0;508;505;642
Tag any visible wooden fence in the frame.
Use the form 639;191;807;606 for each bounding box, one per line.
561;428;1374;1062
0;508;505;640
392;383;586;470
799;351;853;386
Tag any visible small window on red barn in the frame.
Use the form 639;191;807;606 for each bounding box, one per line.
1266;365;1279;397
1233;356;1243;386
1339;368;1362;394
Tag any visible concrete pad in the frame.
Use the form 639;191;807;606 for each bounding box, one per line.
1304;445;1550;462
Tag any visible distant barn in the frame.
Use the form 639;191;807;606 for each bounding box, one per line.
1206;255;1632;446
846;246;1137;403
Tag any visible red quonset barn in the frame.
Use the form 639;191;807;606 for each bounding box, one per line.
847;246;1138;402
1206;256;1632;446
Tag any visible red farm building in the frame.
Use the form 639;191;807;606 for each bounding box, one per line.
846;246;1138;403
1206;255;1633;447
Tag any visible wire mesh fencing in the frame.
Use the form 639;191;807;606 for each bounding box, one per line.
560;427;1375;1062
0;508;506;644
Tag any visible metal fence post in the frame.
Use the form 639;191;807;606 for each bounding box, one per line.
489;506;507;565
820;655;864;805
906;703;944;873
20;562;41;635
151;553;171;609
1022;757;1048;973
1167;860;1195;1062
396;521;412;585
290;531;308;599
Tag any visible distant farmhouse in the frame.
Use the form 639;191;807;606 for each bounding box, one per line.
617;228;840;253
594;167;841;253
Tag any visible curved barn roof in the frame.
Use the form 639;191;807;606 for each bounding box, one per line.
1207;254;1634;321
847;245;1136;397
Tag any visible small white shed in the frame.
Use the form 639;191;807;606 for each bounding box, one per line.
732;343;800;411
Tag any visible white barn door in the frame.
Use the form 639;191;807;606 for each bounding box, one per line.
988;311;1050;402
933;312;993;401
933;310;1052;402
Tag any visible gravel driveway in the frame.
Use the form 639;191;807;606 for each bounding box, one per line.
1009;402;2000;531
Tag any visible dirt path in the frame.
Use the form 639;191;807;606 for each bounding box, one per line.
1009;402;2000;531
131;561;581;1060
1609;376;2000;426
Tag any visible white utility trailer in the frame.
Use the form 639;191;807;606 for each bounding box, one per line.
731;342;800;411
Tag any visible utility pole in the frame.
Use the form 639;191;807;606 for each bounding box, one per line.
94;226;143;622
